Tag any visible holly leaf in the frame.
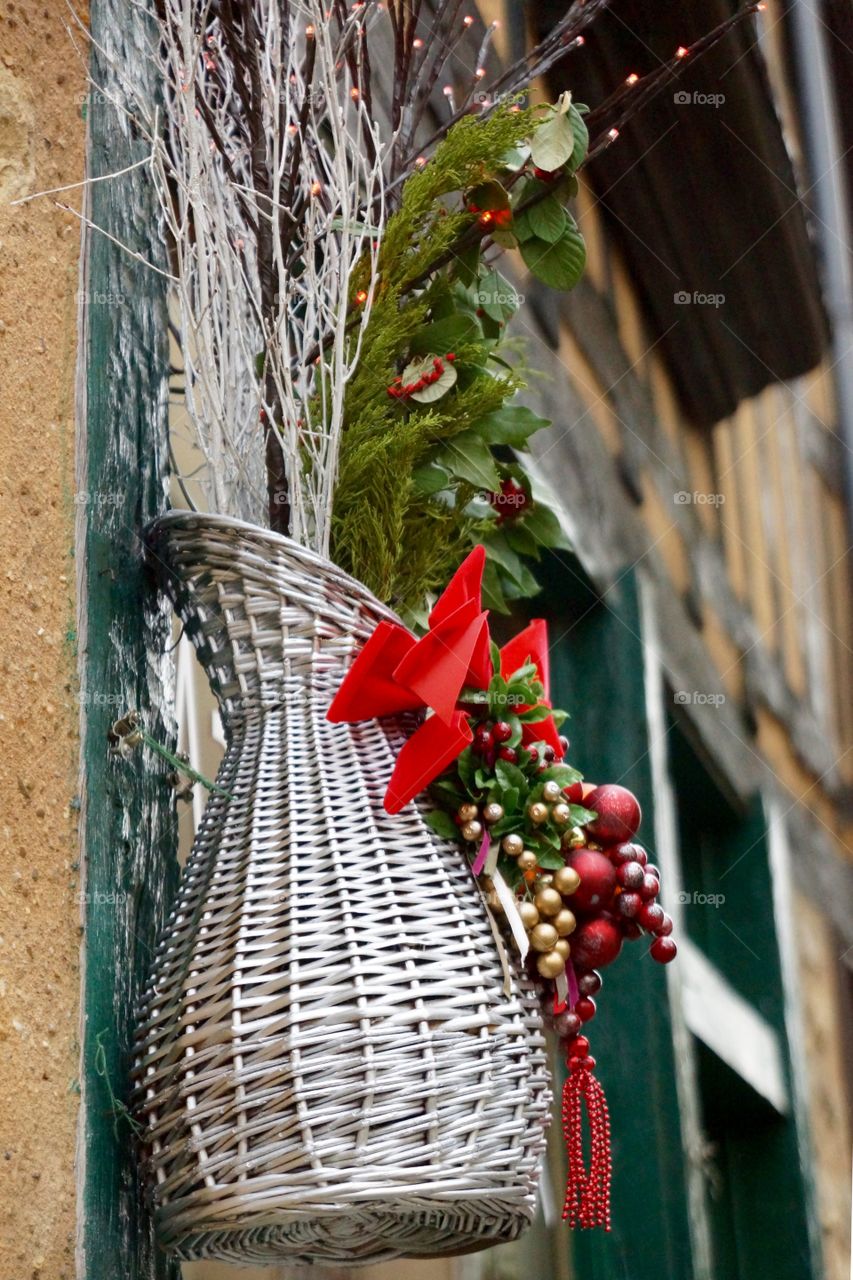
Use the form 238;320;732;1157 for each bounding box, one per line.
518;703;553;723
469;405;550;448
520;225;586;291
495;758;529;794
456;748;478;791
530;99;575;171
570;804;598;826
430;777;466;807
424;809;461;841
481;558;510;613
412;462;450;496
475;270;520;322
542;764;582;786
528;195;569;244
569;103;589;172
409;315;481;355
522;502;572;550
404;355;458;404
433;431;500;489
536;847;566;870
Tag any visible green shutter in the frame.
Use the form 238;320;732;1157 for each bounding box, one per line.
78;3;179;1276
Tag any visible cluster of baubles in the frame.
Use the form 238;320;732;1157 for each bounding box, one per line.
530;784;677;1054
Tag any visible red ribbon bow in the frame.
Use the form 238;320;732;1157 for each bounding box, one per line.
327;546;563;813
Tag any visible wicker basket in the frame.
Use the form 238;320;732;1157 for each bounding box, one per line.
132;511;550;1266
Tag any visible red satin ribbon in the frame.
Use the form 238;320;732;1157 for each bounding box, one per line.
327;546;563;813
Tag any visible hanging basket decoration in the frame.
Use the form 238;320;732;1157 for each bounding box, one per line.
329;544;678;1232
132;512;551;1266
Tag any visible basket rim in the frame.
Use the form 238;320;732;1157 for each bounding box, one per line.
142;508;401;626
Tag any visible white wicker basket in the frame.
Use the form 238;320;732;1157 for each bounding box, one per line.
132;511;550;1266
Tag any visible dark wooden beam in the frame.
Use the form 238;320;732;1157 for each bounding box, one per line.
76;4;179;1277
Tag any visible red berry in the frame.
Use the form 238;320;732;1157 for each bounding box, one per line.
559;735;570;754
638;901;665;932
533;165;560;182
585;784;642;844
616;860;645;890
577;970;602;996
610;841;646;866
575;996;597;1022
640;873;660;901
498;746;517;764
646;864;661;880
492;721;512;743
571;917;623;970
656;912;673;937
473;725;491;753
650;936;677;964
573;1035;590;1057
616;891;642;918
554;1010;581;1039
564;849;617;915
621;920;643;940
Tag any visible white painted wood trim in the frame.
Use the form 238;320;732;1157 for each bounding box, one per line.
679;937;788;1115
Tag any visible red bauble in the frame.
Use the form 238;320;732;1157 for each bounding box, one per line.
585;784;642;844
571;917;623;969
638;901;665;932
616;860;645;890
610;841;646;865
565;848;617;915
656;912;674;937
650;936;678;964
615;891;642;918
640;873;660;901
492;720;512;743
575;997;597;1022
577;970;602;996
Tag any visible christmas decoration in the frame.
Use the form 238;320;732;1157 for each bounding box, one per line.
331;545;678;1231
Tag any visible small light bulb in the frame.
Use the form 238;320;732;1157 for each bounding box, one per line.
414;155;427;168
350;86;360;99
355;290;368;304
310;180;322;196
443;84;453;96
305;23;315;37
607;127;620;141
413;37;423;48
675;45;689;58
626;72;639;86
463;14;474;25
475;67;486;79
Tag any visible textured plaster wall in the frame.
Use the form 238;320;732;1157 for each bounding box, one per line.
0;3;86;1278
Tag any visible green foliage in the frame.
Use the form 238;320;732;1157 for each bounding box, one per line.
330;98;590;615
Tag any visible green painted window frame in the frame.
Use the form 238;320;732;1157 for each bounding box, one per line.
77;3;180;1277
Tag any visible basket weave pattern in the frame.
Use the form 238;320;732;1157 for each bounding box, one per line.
133;512;550;1265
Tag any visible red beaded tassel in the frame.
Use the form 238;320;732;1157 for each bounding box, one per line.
561;1051;612;1230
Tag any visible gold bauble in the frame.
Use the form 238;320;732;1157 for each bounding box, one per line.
530;922;559;953
502;833;524;857
534;886;562;917
563;826;586;848
528;801;548;825
458;802;478;823
554;938;571;959
519;900;540;929
553;865;581;896
542;780;562;803
552;802;571;825
461;819;483;842
553;908;577;937
517;850;538;872
483;802;504;825
536;873;554;889
536;949;567;979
